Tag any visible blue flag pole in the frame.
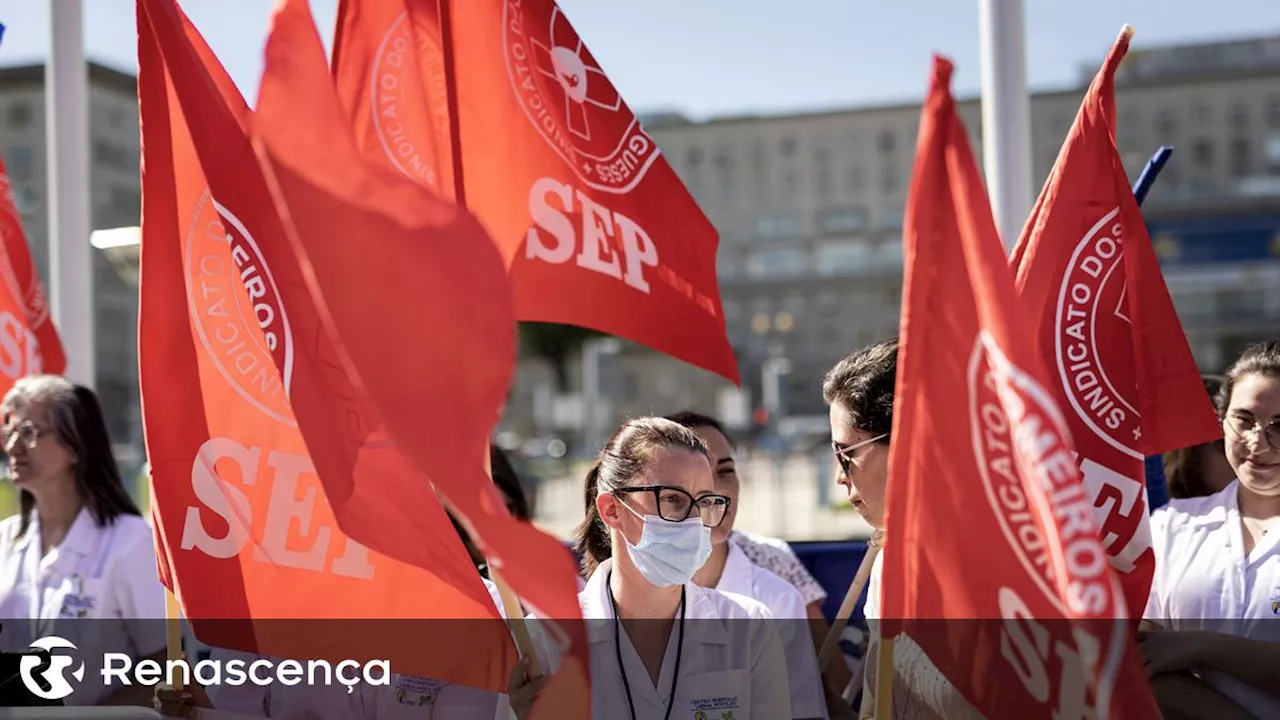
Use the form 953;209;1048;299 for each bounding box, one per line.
1131;145;1174;511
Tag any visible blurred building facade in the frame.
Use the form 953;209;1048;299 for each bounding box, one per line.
1;34;1278;463
501;32;1280;453
0;63;143;473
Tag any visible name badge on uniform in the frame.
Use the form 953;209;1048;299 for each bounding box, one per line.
691;695;740;720
58;575;97;619
394;675;445;706
1270;579;1280;616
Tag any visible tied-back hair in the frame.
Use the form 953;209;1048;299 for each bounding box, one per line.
573;417;710;578
1164;374;1227;499
3;376;140;539
822;338;899;438
1216;340;1280;415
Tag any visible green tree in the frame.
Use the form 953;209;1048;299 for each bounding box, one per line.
518;322;604;391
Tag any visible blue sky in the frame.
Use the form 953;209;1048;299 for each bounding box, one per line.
1;1;1278;119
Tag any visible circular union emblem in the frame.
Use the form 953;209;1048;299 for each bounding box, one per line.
1053;207;1143;461
185;191;295;426
968;332;1119;619
372;12;449;191
502;0;659;194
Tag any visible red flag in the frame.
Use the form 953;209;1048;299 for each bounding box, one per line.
882;55;1158;719
0;160;64;386
1010;27;1220;618
252;0;590;716
137;0;516;688
331;0;739;385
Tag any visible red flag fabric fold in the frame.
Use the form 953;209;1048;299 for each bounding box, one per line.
252;0;590;716
0;158;64;387
138;0;515;688
881;54;1159;720
1010;27;1221;618
331;0;739;385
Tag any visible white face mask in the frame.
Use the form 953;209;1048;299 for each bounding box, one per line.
616;498;712;587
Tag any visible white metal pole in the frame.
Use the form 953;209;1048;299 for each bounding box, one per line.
47;0;95;388
978;0;1034;251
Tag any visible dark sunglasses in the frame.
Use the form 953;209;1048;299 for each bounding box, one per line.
831;433;888;476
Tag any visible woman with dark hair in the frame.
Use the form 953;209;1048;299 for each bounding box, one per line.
1163;374;1236;499
1140;341;1280;719
507;417;791;719
0;375;166;706
665;410;828;719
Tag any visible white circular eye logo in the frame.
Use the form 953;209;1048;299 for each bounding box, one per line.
184;191;296;426
502;0;660;193
20;636;85;701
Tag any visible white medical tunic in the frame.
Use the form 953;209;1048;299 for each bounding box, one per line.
513;557;791;720
0;508;166;706
715;542;827;719
1144;480;1280;719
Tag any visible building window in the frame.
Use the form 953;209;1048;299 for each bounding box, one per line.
878;206;904;230
687;147;704;169
7;103;32;129
780;137;797;158
1156;108;1177;139
817;208;867;233
713;148;734;172
878;130;896;154
815;239;871;276
754;214;801;239
4;145;33;181
815;165;833;199
1269;96;1280;129
1193;103;1212;126
1265;134;1280;171
847;165;865;194
1229;139;1251;177
1192;139;1214;169
880;165;899;195
93;139;133;173
746;248;808;279
1229;102;1250;132
783;171;800;197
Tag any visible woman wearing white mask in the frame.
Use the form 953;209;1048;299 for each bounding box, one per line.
507;417;791;719
666;411;828;720
1141;341;1280;719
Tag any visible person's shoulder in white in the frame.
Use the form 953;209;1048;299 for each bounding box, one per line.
694;581;776;621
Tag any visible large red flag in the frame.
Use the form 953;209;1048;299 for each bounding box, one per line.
0;159;64;387
137;0;517;688
1010;27;1221;618
252;0;590;716
880;55;1158;719
331;0;739;385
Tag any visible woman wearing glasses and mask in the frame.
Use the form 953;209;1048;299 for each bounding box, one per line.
0;376;166;706
506;417;791;720
1141;341;1280;719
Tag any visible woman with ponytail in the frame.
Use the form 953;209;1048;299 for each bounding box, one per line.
508;417;792;719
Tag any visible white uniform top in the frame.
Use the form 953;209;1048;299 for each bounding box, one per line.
1144;480;1280;720
207;579;508;720
715;542;827;719
862;552;983;720
0;508;166;706
512;557;791;720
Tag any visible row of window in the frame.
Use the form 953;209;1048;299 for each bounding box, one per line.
719;238;905;281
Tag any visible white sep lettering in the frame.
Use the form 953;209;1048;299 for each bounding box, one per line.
181;437;375;579
525;177;659;293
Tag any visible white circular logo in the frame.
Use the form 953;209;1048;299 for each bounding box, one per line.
371;12;449;191
1053;207;1143;461
502;0;660;193
184;191;296;426
20;636;85;701
968;331;1123;619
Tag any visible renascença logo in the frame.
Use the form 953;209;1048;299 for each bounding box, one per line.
20;636;85;701
18;636;390;698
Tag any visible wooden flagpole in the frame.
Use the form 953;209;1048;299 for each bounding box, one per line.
818;533;882;669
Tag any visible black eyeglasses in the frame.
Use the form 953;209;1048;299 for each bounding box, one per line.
831;433;888;476
1224;414;1280;451
614;485;731;527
